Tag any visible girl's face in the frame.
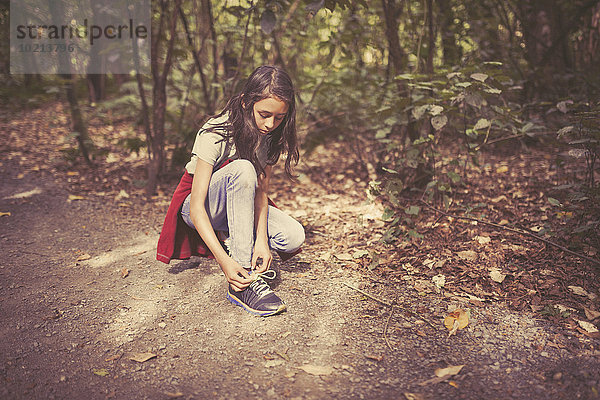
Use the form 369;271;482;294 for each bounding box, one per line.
253;96;289;135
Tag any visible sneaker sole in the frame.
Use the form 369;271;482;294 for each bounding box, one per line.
226;291;287;317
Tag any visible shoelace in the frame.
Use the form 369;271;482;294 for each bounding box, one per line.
249;270;276;297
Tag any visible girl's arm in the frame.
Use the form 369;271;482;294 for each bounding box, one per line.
252;164;272;272
190;159;253;291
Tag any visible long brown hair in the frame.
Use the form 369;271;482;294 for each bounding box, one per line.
208;65;299;179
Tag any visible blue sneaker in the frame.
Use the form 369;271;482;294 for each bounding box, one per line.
226;270;286;317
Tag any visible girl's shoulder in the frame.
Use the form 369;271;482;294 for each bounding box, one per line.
199;113;229;134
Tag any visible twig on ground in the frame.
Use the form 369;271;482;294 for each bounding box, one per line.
342;282;438;333
419;200;600;267
342;282;392;307
383;301;396;351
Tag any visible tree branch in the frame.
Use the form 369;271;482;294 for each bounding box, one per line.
419;200;600;266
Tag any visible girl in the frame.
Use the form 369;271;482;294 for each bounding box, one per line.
157;65;305;317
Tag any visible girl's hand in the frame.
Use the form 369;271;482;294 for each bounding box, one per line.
220;257;253;291
251;240;272;273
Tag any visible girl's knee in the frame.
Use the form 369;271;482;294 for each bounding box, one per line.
285;220;305;252
231;159;257;188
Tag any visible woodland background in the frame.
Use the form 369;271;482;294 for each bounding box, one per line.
1;2;600;397
1;0;599;271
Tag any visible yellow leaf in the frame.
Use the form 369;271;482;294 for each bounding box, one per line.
129;352;157;363
403;393;426;400
457;250;477;261
68;195;84;201
489;268;507;283
0;212;11;217
444;309;469;333
496;165;508;173
335;253;354;261
434;364;465;378
475;235;491;245
121;268;129;278
77;254;91;261
66;171;79;176
448;381;459;388
93;368;109;376
297;364;334;376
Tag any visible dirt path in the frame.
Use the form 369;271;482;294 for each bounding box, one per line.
1;106;599;399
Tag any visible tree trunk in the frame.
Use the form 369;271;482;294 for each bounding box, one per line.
178;4;213;114
381;0;407;74
426;0;435;74
145;0;182;197
48;0;94;166
437;0;460;65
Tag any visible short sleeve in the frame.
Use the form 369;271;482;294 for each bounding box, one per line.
191;131;225;166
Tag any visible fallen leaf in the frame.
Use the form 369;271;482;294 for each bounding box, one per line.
335;253;353;261
475;235;491;245
4;188;42;199
115;189;130;202
498;219;509;226
491;195;507;203
66;171;79;176
584;307;600;321
105;354;122;362
265;359;284;368
496;165;509;173
0;211;11;217
577;320;599;334
448;380;459;388
568;285;591;297
418;364;465;386
444;309;469;335
68;194;85;201
129;352;157;363
164;392;184;399
353;249;369;259
77;254;91;261
365;354;384;362
275;350;290;361
457;250;477;262
432;274;446;289
298;364;334;376
403;393;426;400
121;268;129;278
489;268;506;283
470;73;488;82
414;279;433;294
93;368;109;376
448;319;460;336
435;364;465;378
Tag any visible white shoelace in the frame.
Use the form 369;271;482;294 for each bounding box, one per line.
249;270;276;297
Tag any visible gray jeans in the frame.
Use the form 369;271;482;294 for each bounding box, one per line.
180;159;304;267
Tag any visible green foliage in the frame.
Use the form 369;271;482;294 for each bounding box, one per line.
538;304;571;318
367;61;543;242
552;100;600;248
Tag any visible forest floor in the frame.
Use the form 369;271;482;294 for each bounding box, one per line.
1;102;600;399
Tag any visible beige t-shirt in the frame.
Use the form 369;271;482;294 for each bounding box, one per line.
185;114;270;174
